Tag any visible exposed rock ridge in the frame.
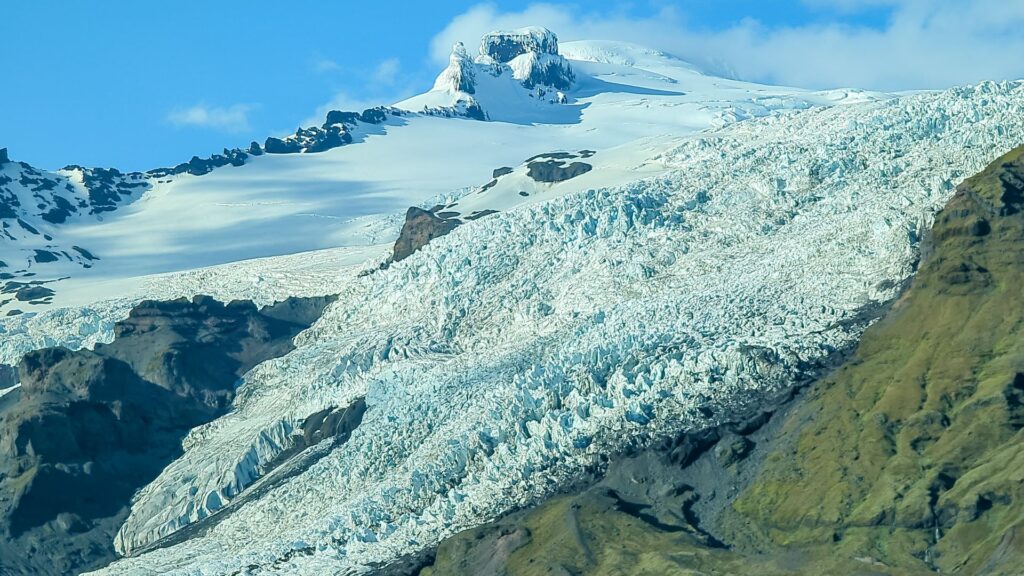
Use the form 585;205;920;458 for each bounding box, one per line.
426;27;574;120
390;206;464;264
0;106;405;301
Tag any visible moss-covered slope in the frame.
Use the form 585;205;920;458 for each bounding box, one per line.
417;146;1024;575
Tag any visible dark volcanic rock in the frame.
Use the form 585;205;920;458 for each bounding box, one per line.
478;28;574;90
465;209;498;221
264;136;303;155
75;167;149;214
391;207;463;263
14;285;54;302
17;219;39;235
0;364;16;389
0;294;334;576
0;147;9;164
39;195;76;224
325;110;361;126
526;151;575;162
71;245;99;261
31;250;60;263
526;159;592;183
359;107;389;124
462;101;487;121
481;28;559;62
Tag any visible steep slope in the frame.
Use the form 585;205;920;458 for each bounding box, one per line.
420;145;1024;575
0;295;333;575
91;82;1024;575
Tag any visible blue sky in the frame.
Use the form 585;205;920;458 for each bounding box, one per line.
3;1;1023;171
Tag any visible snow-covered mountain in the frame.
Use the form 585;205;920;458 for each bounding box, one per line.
3;26;1021;576
0;28;880;323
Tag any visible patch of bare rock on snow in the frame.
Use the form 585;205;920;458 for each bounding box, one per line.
95;81;1024;574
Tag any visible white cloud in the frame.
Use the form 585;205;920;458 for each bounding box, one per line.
300;56;411;129
166;103;256;133
313;57;340;73
800;0;905;11
373;57;401;85
300;57;421;129
430;1;1024;91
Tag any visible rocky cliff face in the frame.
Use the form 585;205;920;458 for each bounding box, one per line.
477;27;574;92
0;294;333;576
431;27;574;111
480;27;560;62
412;145;1024;575
390;206;464;263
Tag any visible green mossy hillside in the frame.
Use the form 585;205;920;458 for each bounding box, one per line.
723;145;1024;575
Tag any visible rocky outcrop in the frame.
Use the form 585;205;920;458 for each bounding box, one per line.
0;157;148;228
0;294;333;576
420;99;488;121
148;107;402;176
527;158;592;183
384;149;599;267
479;28;574;91
411;145;1024;575
390;206;463;263
480;27;560;62
0;364;15;389
263;106;403;155
426;27;574;120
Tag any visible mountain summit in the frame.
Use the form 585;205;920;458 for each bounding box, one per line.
477;27;575;91
420;27;575;119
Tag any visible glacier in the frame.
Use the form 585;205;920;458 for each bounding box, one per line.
2;31;880;327
84;80;1024;574
1;37;865;358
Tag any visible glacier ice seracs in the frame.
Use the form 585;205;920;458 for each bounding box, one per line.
1;34;865;343
89;80;1024;574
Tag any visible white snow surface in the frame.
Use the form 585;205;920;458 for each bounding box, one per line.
89;81;1024;574
0;39;866;358
0;244;383;366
